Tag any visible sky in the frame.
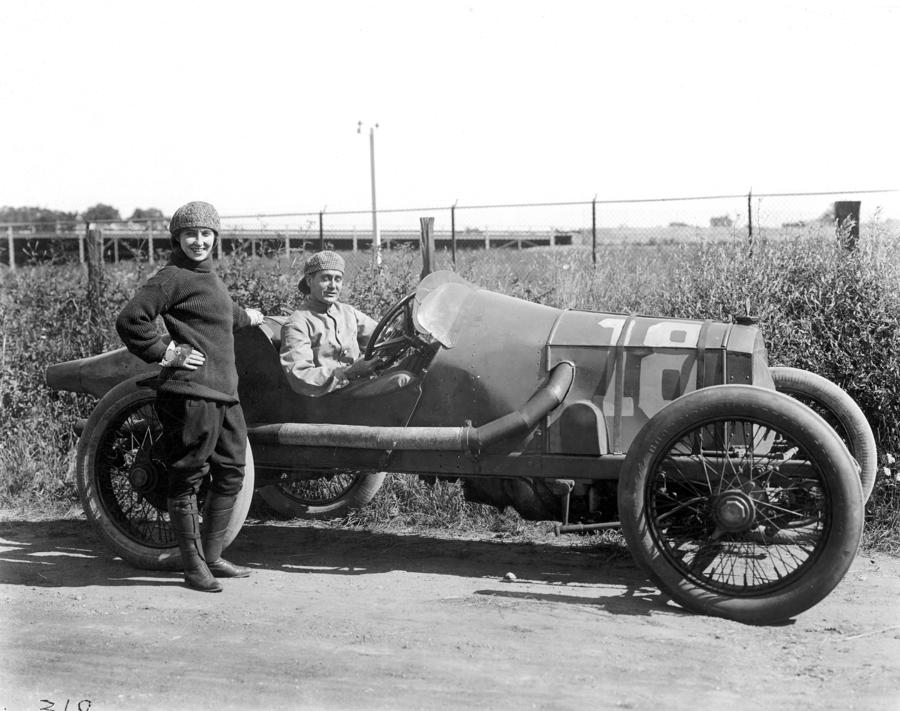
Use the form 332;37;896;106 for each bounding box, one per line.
0;0;897;230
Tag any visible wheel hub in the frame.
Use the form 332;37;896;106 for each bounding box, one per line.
712;490;756;532
128;452;160;493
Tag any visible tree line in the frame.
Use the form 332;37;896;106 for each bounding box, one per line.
1;204;166;231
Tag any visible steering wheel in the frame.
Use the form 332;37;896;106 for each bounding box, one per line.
364;292;422;367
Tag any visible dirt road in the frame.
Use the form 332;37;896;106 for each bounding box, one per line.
1;517;898;711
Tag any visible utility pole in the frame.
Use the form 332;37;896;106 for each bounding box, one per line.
358;121;381;266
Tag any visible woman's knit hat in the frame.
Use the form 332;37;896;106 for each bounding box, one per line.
169;201;221;238
303;250;345;276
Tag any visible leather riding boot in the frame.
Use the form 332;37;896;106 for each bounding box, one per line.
167;495;222;592
202;492;251;578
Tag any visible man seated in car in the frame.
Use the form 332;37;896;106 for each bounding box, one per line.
279;250;388;396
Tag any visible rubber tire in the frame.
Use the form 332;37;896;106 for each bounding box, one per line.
257;471;386;518
618;385;864;625
75;379;255;571
771;366;876;501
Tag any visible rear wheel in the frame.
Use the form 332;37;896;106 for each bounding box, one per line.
618;385;863;625
75;379;254;570
257;470;386;518
771;366;876;501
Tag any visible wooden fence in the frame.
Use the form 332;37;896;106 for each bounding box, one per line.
1;190;885;270
0;225;573;270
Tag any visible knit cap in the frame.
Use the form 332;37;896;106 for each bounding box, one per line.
304;250;345;276
169;201;221;236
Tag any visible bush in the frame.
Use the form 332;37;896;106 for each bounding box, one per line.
659;228;900;459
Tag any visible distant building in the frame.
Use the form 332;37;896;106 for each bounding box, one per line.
709;215;733;228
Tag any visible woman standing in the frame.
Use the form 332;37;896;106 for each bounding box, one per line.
116;201;264;592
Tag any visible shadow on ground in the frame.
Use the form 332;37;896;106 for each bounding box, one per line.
0;517;647;593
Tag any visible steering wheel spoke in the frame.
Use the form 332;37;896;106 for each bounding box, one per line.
364;292;421;367
371;335;414;354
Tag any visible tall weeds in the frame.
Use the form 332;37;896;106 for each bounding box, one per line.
2;223;898;551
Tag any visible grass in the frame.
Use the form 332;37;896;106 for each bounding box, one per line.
1;219;899;554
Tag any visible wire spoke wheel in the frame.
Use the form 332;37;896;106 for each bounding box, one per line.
648;418;826;595
770;367;876;501
76;381;254;570
95;397;173;548
258;470;386;518
618;385;863;625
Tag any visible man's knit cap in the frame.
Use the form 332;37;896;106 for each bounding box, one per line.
304;250;345;276
169;201;221;236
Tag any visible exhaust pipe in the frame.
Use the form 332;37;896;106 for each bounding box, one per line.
250;361;575;454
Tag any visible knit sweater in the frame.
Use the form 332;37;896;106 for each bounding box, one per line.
115;250;251;403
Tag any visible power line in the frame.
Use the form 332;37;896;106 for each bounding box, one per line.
1;188;897;229
220;188;900;219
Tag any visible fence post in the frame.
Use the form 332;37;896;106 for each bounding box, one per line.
86;225;105;341
319;211;325;251
747;189;753;252
148;225;155;264
113;233;119;264
591;196;597;266
6;226;14;271
419;216;435;280
450;203;457;268
834;201;861;249
78;230;85;264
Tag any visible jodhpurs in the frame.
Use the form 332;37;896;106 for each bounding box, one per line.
156;393;247;499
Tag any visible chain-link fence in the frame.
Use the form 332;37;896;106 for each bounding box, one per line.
2;189;897;269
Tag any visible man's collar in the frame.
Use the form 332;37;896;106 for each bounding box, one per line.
304;297;339;315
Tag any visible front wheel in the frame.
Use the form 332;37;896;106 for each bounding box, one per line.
75;379;255;570
770;366;876;501
257;470;386;518
618;385;863;625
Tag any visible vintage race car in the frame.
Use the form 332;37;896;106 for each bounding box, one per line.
46;270;876;625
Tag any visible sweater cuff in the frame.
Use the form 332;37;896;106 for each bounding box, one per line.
133;340;169;365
